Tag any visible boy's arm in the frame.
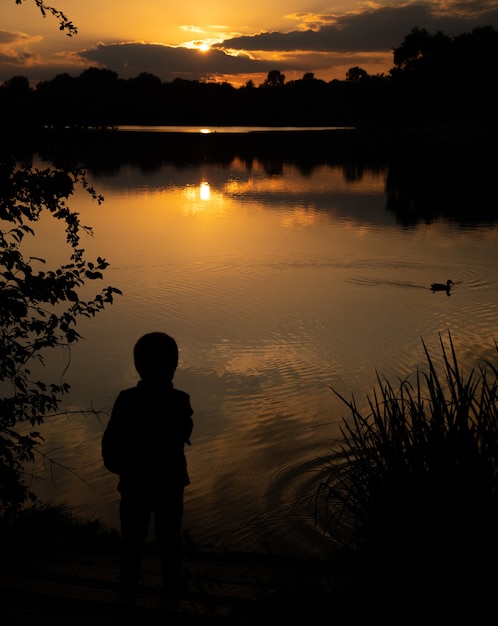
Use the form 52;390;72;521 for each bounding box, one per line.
101;391;128;474
184;394;194;446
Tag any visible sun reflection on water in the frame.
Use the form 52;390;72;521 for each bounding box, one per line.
200;181;211;200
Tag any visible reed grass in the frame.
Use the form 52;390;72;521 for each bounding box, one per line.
317;333;498;569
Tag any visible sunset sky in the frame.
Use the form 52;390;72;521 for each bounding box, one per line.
2;0;498;87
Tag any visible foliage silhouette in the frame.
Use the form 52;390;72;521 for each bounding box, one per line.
0;155;121;516
316;334;498;574
1;0;120;518
15;0;77;35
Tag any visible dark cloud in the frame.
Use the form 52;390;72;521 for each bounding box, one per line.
0;28;41;46
0;31;39;73
0;62;84;83
0;32;17;45
0;30;30;45
216;3;498;53
0;52;33;66
79;42;275;81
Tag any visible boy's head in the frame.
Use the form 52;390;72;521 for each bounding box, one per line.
133;332;179;382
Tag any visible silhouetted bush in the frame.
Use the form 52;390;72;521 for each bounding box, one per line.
317;334;498;574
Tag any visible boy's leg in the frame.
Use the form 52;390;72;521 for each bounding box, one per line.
119;490;151;592
153;485;185;591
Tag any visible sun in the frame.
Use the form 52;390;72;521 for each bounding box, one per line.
198;42;210;52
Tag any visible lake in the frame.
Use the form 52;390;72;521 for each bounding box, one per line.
26;129;498;558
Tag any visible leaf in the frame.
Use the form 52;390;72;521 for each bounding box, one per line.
85;270;103;280
66;289;79;302
14;377;27;393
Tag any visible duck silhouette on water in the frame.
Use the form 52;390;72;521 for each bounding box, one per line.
430;279;453;295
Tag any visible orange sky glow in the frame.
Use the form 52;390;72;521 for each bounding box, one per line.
1;0;497;86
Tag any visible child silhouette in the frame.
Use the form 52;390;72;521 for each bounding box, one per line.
102;332;193;598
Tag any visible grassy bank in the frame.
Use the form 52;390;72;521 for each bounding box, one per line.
0;502;120;559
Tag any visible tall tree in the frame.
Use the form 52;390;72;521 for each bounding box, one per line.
262;70;286;88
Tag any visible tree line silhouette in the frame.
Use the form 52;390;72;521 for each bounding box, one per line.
1;25;497;130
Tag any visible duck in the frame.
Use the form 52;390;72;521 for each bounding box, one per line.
430;279;453;292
